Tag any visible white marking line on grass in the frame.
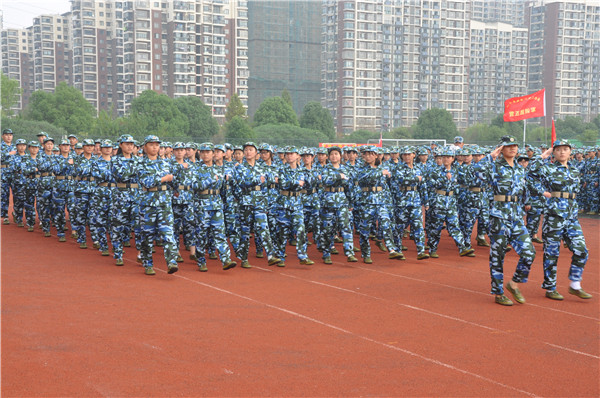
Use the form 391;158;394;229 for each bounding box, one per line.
271;269;599;360
163;269;538;397
352;264;599;321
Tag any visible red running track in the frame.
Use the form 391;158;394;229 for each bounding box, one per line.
1;216;598;397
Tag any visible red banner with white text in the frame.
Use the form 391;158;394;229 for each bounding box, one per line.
503;89;546;122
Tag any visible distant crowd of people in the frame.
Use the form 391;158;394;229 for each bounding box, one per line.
1;129;598;305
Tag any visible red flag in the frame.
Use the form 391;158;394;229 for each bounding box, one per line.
504;89;546;122
551;119;557;144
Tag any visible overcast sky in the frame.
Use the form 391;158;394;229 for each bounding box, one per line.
1;0;71;29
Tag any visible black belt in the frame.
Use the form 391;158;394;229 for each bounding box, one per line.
280;190;301;197
178;184;191;191
362;186;383;192
324;187;345;192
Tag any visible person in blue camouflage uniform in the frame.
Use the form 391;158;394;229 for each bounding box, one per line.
89;139;115;256
572;149;586;211
192;143;237;271
390;146;430;260
7;138;28;227
254;143;279;258
427;147;476;259
214;144;240;258
469;146;491;246
72;139;97;249
170;142;195;264
36;137;57;237
110;135;140;266
424;148;443;249
529;140;592;301
581;147;599;214
516;152;545;245
1;129;17;224
21;142;41;231
320;146;358;264
473;136;536;306
456;147;490;247
137;135;179;276
356;146;404;263
51;139;75;242
273;146;315;267
299;147;322;250
233;142;282;268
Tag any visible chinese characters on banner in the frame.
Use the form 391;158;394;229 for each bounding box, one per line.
503;89;546;122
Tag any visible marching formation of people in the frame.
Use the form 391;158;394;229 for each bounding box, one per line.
1;129;598;305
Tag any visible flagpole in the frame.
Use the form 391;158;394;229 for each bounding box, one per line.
523;119;527;146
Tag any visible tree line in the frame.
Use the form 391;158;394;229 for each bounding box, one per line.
1;72;598;146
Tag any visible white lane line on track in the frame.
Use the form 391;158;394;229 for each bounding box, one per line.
157;268;538;397
351;264;599;321
267;268;599;360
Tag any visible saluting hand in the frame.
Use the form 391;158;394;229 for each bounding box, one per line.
490;146;502;160
541;147;553;159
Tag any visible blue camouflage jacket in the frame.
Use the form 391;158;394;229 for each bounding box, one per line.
530;158;581;219
137;156;174;208
320;163;352;208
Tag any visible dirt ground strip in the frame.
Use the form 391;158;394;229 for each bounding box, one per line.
2;215;598;397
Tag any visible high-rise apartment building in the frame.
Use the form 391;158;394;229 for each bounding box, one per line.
468;20;528;124
248;0;321;118
30;14;73;93
71;0;115;113
472;0;526;26
1;28;33;112
527;0;599;122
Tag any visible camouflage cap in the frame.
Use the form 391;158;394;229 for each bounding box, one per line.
552;139;572;149
441;147;455;157
36;131;47;137
243;141;257;150
400;146;415;155
100;139;113;148
59;139;70;146
454;136;464;143
233;145;243;152
74;143;83;149
67;134;78;139
199;142;214;151
172;142;186;150
316;147;328;155
259;143;273;153
499;135;518;146
119;134;135;144
143;135;161;145
82;138;95;146
416;147;429;156
328;146;342;155
43;136;55;144
15;138;27;145
2;128;13;134
214;144;226;152
28;141;40;148
285;146;299;154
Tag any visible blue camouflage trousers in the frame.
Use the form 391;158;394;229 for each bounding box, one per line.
223;200;240;253
541;214;588;290
37;181;53;233
24;185;37;227
358;204;397;258
396;205;426;254
322;206;354;258
428;208;468;253
303;205;321;247
525;207;543;238
11;182;26;223
73;192;91;244
173;202;195;251
139;204;178;268
90;189;112;251
476;202;490;237
488;216;536;295
459;204;481;243
1;174;11;218
237;205;274;261
52;188;69;237
110;190;137;260
274;206;308;260
195;207;232;267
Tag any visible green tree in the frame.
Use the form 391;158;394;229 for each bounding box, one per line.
254;123;329;147
254;96;298;127
413;108;458;141
174;96;219;141
555;116;585;139
225;93;246;122
128;90;189;139
299;101;335;140
345;129;380;143
1;72;22;117
24;82;96;135
577;129;599;145
225;116;255;144
490;114;524;136
389;126;413;140
91;109;121;139
464;123;506;145
281;88;292;107
0;117;67;142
